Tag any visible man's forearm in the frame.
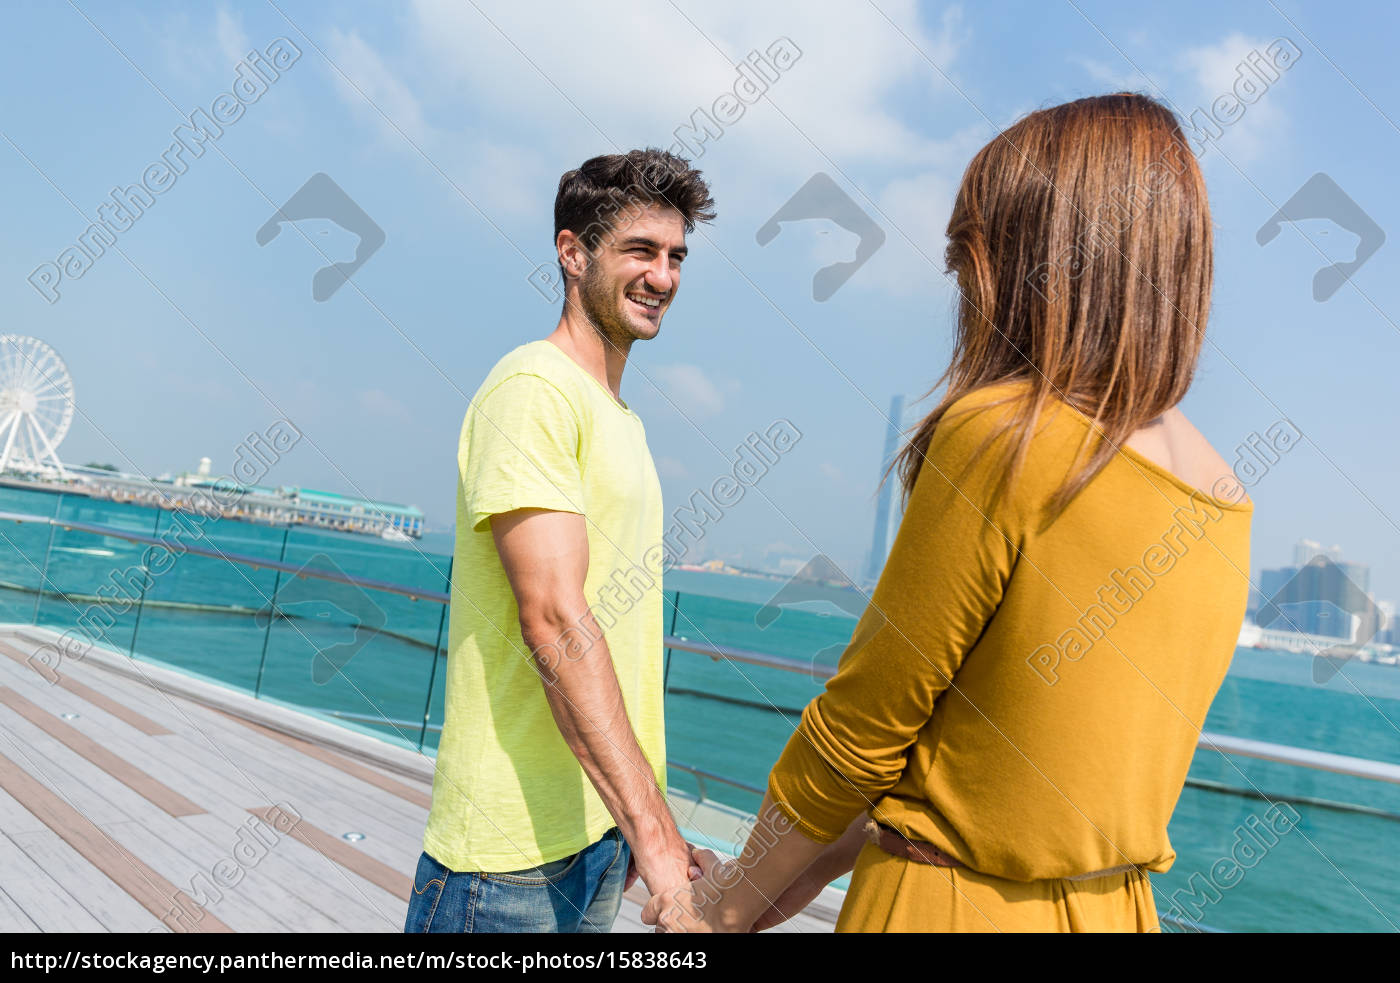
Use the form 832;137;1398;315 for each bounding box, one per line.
522;612;690;894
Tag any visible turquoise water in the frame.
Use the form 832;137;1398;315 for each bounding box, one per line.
1;486;1396;932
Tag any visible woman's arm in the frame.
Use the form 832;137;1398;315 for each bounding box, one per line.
642;800;868;933
748;810;870;932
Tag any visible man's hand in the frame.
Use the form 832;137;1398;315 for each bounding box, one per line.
625;843;704;893
641;849;743;933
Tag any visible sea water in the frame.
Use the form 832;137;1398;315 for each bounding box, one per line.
0;486;1395;932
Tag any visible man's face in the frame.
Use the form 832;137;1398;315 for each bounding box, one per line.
574;202;687;346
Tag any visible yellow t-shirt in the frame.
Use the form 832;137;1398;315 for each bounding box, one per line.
768;383;1253;882
423;340;667;872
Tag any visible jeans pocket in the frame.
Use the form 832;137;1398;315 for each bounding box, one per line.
404;852;450;932
481;849;585;887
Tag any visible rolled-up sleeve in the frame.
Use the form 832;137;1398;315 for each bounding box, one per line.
767;405;1027;842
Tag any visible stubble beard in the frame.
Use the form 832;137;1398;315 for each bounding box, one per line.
578;260;653;354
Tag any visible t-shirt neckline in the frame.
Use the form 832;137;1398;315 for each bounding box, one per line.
537;340;635;416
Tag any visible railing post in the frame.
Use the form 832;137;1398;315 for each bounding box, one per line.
663;590;680;692
418;557;452;751
126;508;162;658
253;526;291;699
30;495;61;626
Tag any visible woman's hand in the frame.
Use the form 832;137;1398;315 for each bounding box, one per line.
641;850;746;933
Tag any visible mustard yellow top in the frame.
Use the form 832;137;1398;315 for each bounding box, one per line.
768;384;1252;882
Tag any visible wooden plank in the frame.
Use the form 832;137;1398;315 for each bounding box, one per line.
178;813;400;933
73;674;429;839
0;640;169;735
0;884;40;933
248;805;411;903
144;718;426;865
102;818;346;934
0;750;231;933
0;830;106;932
209;707;432;809
6;829;163;933
5;683;399;932
0;687;202;818
137;722;428;867
1;673;239;822
0;785;50;836
0;729;131;827
0;686;401;931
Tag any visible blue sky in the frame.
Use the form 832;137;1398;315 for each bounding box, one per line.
1;0;1397;606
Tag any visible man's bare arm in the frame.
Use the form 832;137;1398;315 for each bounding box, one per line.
491;507;693;896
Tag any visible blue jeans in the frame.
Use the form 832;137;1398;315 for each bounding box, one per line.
403;829;631;933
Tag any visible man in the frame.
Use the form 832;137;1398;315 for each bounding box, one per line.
404;149;717;933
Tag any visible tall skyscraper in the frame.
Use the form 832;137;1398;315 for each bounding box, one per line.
865;395;904;584
1293;538;1342;567
1259;547;1379;643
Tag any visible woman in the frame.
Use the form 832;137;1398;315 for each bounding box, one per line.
645;93;1253;933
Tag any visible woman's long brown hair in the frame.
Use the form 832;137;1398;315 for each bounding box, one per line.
896;93;1213;515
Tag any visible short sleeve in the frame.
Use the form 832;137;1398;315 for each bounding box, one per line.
461;373;584;532
766;396;1029;841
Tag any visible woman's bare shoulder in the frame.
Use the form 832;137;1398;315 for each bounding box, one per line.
1125;408;1247;503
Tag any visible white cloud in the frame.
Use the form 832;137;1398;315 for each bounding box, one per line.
215;7;250;67
652;363;726;417
1176;33;1296;165
323;29;549;217
403;0;969;169
326;29;429;143
1072;55;1150;92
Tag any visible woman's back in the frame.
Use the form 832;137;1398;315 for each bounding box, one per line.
768;383;1252;883
879;385;1252;880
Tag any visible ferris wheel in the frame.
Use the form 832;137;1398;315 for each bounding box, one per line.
0;335;74;477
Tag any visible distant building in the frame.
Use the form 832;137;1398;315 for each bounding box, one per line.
1293;539;1342;567
48;463;425;539
1258;546;1378;643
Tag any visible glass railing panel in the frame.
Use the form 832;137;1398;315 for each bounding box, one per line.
0;489;60;623
663;590;835;812
419;613;449;755
54;489;171;534
32;521;155;657
284;526;451;589
1158;785;1400;932
0;484;64;517
1164;651;1400;932
125;514;283;693
254;564;442;752
1187;652;1400;813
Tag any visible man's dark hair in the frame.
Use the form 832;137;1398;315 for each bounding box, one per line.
554;148;716;277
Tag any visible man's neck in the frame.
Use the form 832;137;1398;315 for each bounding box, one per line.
547;312;631;402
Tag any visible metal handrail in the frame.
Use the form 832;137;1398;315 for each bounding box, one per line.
0;510;450;603
10;508;1400;787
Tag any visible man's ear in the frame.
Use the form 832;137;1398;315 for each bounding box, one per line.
557;229;589;280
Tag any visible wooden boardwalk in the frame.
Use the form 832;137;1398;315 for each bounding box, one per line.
0;626;838;934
